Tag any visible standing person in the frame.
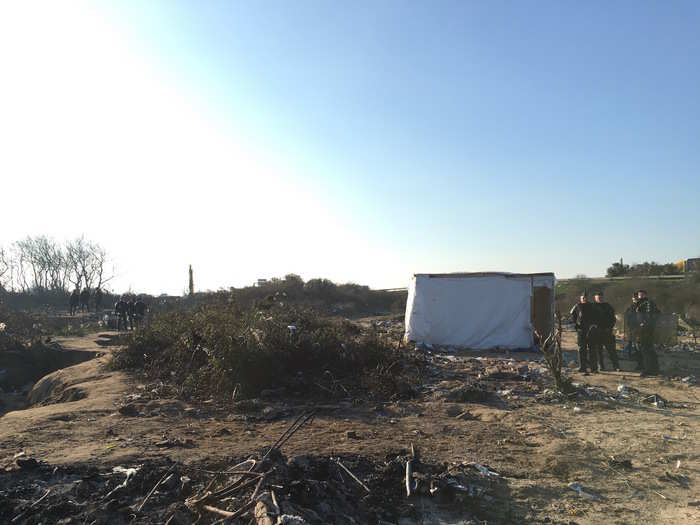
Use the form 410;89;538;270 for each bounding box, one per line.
635;289;661;376
69;288;80;316
80;288;90;313
593;291;620;371
133;297;147;328
624;292;642;368
94;287;103;313
570;293;598;373
115;296;129;331
126;297;135;331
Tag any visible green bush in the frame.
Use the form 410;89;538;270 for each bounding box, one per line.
110;304;411;400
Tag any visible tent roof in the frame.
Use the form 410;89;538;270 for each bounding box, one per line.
413;272;555;279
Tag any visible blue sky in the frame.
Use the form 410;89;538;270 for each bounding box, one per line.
1;1;698;293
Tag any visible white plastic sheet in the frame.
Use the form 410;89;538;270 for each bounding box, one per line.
405;274;542;349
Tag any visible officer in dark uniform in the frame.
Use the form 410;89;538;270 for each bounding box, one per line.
635;289;660;376
115;296;129;331
623;292;637;356
624;292;642;369
570;293;598;373
593;291;620;371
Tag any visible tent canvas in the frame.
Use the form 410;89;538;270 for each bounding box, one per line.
404;272;555;350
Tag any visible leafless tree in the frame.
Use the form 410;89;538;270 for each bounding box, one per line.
65;236;113;291
0;247;9;291
1;236;112;294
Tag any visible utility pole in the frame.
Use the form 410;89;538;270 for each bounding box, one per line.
188;265;194;296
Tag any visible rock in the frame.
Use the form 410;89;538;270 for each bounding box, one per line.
16;457;39;470
278;516;309;524
346;430;360;439
118;404;139;417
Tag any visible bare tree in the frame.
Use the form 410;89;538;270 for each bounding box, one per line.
65;236;113;291
0;247;9;291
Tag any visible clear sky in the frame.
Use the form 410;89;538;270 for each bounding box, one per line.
1;1;698;295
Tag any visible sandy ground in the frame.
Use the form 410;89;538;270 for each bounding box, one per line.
1;331;698;524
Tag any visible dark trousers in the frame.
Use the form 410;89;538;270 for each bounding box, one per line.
597;331;620;370
117;313;129;330
577;330;598;371
639;335;660;375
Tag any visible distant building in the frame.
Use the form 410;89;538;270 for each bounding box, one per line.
256;279;268;287
675;258;700;273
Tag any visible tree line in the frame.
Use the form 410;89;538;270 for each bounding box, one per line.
606;260;682;278
0;236;112;294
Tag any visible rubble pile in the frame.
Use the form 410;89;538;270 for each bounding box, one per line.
0;445;503;525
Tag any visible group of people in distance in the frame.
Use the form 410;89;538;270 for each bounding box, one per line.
570;289;660;376
114;296;147;331
69;287;104;315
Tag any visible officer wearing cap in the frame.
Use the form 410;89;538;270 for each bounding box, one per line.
634;289;660;376
593;290;620;371
570;292;598;373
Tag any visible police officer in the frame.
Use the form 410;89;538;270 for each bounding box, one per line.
593;291;620;371
570;293;598;373
624;292;641;368
635;289;660;376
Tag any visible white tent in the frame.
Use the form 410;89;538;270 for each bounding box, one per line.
405;272;556;350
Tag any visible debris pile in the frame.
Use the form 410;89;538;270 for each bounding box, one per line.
0;417;505;525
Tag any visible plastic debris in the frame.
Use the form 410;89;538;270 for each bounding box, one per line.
568;482;602;501
467;463;500;478
105;466;140;499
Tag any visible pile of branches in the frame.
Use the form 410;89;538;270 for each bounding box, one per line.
110;304;421;401
1;414;502;524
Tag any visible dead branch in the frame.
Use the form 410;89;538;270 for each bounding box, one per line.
334;458;371;494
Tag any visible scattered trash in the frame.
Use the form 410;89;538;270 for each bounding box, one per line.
573;406;582;414
568;482;602;501
660;471;690;488
105;465;140;499
607;456;633;470
467;463;500;478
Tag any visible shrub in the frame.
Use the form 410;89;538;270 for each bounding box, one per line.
110;304;412;400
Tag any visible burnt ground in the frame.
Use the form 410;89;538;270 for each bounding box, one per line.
0;329;699;524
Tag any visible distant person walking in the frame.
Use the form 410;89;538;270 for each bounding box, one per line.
80;288;90;313
635;290;661;376
570;293;598;373
69;288;80;316
592;291;620;371
133;297;147;328
126;297;135;330
115;296;129;331
94;287;103;312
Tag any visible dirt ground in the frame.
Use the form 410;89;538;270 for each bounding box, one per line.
1;330;698;524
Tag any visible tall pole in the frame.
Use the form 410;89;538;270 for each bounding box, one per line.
188;265;194;296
